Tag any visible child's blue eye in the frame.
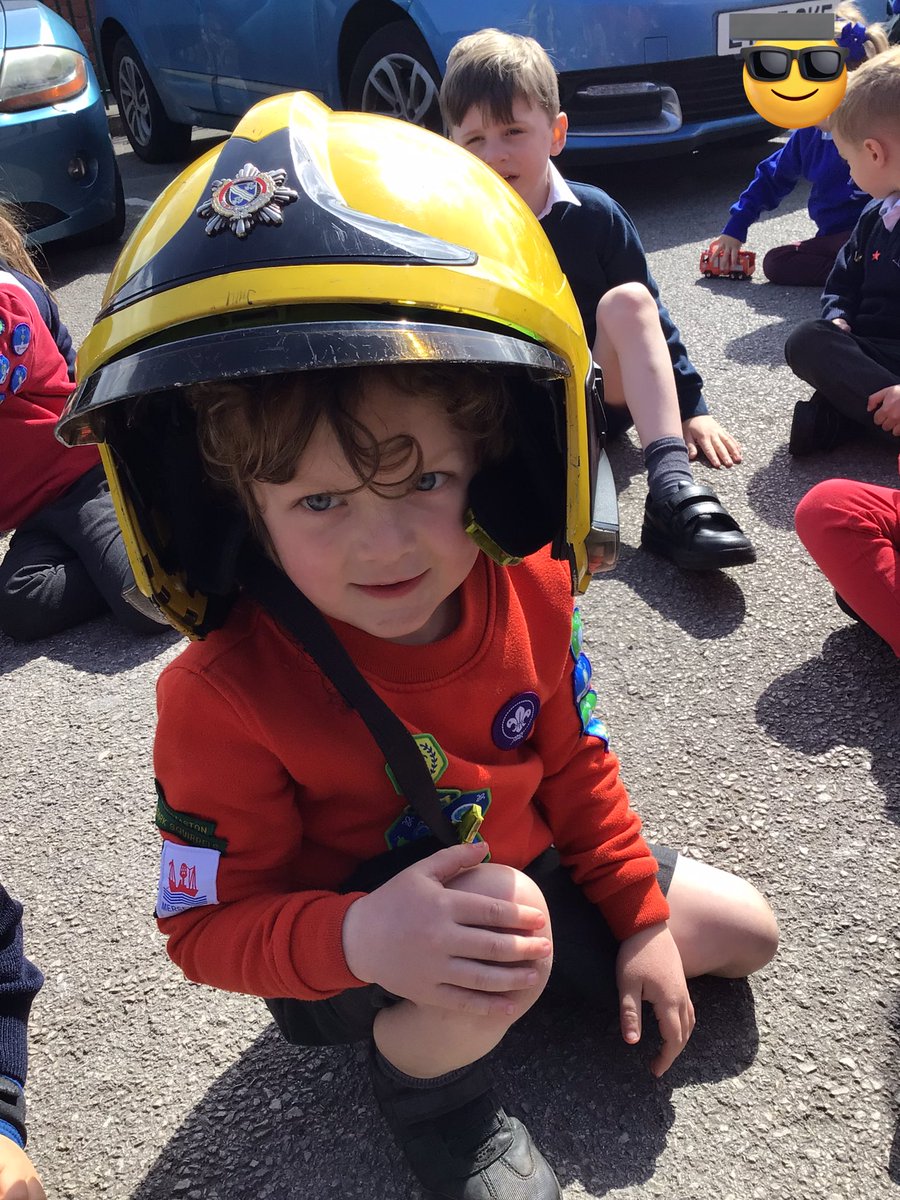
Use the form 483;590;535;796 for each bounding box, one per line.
416;472;447;492
301;493;339;512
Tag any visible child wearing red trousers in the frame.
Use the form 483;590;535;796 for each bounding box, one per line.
795;469;900;655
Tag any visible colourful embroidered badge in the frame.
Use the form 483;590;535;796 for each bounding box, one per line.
156;841;220;918
385;788;492;850
385;733;448;793
492;692;540;750
569;611;609;747
154;779;228;852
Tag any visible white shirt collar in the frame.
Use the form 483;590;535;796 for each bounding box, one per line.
536;163;582;220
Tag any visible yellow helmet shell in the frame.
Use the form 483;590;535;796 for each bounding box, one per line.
59;93;606;635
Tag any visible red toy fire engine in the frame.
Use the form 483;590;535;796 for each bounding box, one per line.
699;245;756;280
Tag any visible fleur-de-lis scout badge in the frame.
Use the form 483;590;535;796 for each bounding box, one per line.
195;162;299;238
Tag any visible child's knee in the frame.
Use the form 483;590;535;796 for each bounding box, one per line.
444;861;553;1013
596;281;655;334
719;876;779;976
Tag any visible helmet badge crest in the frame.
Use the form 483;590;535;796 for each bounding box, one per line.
195;162;299;238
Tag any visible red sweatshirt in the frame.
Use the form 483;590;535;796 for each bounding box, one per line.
0;275;98;531
153;549;669;1001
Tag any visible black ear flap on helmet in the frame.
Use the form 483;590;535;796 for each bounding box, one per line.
105;394;249;623
466;376;568;564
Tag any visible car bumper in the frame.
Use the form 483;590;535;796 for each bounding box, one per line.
0;84;119;244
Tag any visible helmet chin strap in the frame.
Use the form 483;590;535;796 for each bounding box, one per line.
237;543;459;848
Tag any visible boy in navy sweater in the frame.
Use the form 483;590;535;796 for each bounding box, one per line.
441;29;755;572
786;47;900;454
0;881;44;1199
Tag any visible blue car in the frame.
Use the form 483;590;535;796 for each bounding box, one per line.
95;0;886;164
0;0;124;245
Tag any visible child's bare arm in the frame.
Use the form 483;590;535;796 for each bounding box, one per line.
681;415;742;468
341;841;551;1016
0;1139;45;1200
616;922;695;1077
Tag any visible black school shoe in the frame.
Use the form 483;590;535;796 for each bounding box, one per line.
369;1048;561;1200
640;482;756;570
788;394;858;457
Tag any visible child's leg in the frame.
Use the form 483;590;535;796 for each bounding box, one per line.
795;478;900;656
373;862;552;1078
51;465;167;635
663;856;779;979
763;230;851;288
369;864;561;1200
594;284;755;569
593;282;685;450
0;521;107;640
785;318;900;445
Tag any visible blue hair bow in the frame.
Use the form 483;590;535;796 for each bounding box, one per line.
892;0;900;15
837;21;868;63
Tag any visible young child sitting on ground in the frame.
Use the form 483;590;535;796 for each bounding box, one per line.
440;29;756;573
0;208;167;641
707;4;887;288
795;470;900;654
57;95;778;1200
786;47;900;455
0;878;46;1199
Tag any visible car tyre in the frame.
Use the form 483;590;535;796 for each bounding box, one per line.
111;34;192;163
347;21;443;133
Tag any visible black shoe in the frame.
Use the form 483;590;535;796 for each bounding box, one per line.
788;394;857;456
369;1049;561;1200
640;482;757;570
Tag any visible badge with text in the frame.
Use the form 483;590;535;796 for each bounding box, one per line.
156;841;220;918
492;692;540;750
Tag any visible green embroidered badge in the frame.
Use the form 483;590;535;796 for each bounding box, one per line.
154;779;228;852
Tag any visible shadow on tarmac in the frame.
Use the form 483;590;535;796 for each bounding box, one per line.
746;443;900;532
130;979;758;1199
755;626;900;809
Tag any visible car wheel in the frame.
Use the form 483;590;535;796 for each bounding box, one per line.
347;21;443;133
111;34;192;163
79;161;127;246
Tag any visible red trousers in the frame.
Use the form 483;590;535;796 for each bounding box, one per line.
795;477;900;656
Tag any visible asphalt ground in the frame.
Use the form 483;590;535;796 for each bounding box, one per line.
2;128;899;1200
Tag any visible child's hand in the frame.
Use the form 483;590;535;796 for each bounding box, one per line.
616;922;695;1078
682;416;742;468
832;317;852;333
0;1137;46;1199
707;235;744;273
868;385;900;436
341;841;551;1016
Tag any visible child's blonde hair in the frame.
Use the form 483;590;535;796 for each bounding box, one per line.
834;2;890;70
0;204;45;286
830;45;900;144
440;29;559;130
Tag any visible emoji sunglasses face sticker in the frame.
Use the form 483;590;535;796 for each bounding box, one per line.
731;12;849;130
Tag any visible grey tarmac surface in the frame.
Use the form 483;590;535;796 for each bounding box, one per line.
2;129;899;1200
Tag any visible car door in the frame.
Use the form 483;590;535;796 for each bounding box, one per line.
192;0;325;117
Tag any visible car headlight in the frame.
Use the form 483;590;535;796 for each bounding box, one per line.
0;45;88;113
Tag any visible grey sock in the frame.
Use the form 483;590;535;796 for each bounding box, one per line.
374;1047;475;1090
644;436;694;502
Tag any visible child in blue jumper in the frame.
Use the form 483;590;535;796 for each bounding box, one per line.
708;5;888;287
0;880;44;1199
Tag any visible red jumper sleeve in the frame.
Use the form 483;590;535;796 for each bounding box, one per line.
529;608;670;941
154;664;365;1000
